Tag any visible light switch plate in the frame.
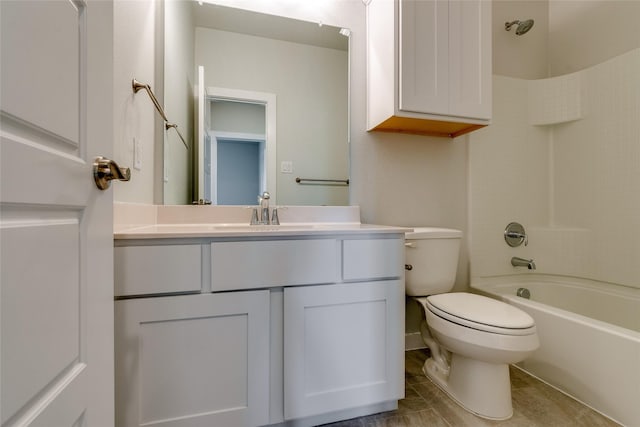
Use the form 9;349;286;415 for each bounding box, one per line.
281;161;293;174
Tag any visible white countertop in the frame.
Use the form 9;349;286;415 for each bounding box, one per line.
114;203;410;240
114;222;410;239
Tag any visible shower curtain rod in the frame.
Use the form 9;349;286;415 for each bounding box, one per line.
132;79;189;149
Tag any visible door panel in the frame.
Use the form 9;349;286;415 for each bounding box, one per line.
1;218;82;422
1;0;114;425
0;0;80;144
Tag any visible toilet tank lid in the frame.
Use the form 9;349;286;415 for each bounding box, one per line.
406;227;462;239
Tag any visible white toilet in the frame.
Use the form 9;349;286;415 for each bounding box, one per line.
405;227;539;420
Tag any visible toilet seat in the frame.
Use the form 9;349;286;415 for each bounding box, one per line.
419;293;536;336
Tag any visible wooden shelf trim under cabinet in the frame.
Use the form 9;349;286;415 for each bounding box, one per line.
370;115;486;138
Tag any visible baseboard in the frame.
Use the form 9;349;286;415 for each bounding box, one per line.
405;332;426;351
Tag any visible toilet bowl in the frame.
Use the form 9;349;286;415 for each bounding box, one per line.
406;228;539;420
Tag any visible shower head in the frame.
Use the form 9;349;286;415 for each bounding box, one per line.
505;19;534;35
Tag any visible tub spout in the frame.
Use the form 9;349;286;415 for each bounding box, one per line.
511;256;536;270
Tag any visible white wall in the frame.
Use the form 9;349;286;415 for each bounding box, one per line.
493;0;548;79
548;0;640;76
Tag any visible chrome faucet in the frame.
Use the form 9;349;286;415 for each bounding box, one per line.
258;191;271;225
511;257;536;270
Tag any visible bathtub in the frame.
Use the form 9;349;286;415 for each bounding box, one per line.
471;275;640;427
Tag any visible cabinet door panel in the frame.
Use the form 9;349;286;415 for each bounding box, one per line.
115;292;269;427
399;0;448;114
343;238;404;281
114;244;202;296
284;281;404;420
448;0;491;119
211;239;338;290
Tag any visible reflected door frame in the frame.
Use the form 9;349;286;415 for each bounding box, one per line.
197;66;277;205
208;131;266;205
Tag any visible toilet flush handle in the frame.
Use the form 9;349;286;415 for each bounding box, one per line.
404;242;415;270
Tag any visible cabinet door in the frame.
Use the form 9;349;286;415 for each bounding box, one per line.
115;292;270;427
399;0;491;120
448;0;491;119
399;0;449;115
284;281;404;420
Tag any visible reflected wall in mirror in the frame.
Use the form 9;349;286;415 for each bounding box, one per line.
163;0;350;206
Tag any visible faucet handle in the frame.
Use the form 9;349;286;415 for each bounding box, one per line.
246;207;260;225
271;206;288;226
504;222;528;247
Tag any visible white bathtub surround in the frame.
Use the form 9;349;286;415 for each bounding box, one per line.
470;48;640;289
472;275;640;427
528;70;585;125
468;75;550;279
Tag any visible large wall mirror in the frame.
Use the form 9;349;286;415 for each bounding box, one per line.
163;0;350;206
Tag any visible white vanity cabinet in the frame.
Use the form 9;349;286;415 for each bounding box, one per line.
367;0;491;138
114;233;405;427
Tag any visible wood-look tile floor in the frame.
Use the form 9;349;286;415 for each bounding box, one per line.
321;349;621;427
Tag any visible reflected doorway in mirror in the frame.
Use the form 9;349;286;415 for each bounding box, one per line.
196;66;277;205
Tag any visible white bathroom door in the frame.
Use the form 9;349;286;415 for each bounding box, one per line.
1;1;115;426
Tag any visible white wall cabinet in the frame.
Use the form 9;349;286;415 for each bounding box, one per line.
114;234;405;427
367;0;491;138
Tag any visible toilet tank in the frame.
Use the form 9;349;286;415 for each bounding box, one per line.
405;227;462;296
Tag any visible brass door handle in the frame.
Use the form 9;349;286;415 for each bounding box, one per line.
93;156;131;190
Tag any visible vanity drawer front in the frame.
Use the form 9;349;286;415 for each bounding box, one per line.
211;240;338;291
342;238;404;281
115;245;202;297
